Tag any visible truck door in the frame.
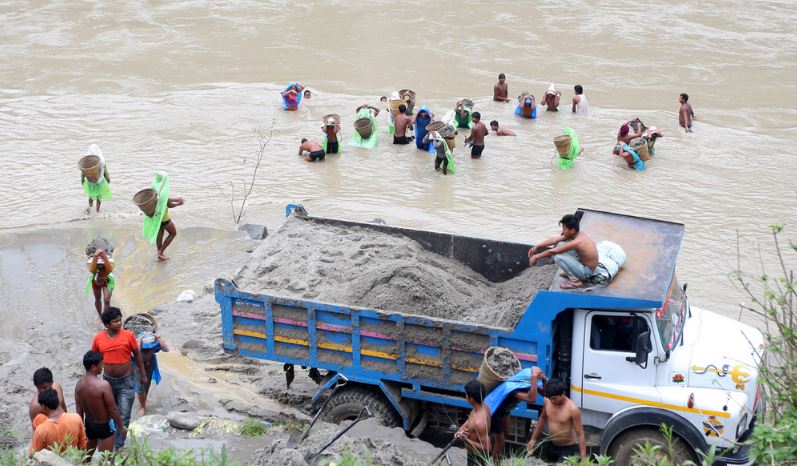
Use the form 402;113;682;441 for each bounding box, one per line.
579;312;658;414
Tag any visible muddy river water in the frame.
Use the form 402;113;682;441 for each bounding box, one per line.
1;0;796;447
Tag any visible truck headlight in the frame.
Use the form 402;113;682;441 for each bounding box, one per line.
736;413;749;438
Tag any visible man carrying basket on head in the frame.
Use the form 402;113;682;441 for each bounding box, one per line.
137;172;184;262
80;144;112;213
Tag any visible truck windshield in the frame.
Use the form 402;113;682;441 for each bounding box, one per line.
656;276;687;351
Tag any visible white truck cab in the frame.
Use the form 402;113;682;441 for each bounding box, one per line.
569;276;763;465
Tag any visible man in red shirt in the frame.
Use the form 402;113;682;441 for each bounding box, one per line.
91;307;146;450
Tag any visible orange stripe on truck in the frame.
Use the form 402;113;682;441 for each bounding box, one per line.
571;385;730;418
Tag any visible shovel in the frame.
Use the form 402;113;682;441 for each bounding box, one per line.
304;405;371;462
286;374;348;448
428;437;460;466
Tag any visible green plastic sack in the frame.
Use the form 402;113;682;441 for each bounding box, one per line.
556;127;581;170
83;178;112;201
347;108;379;149
141;172;170;244
444;144;457;175
85;273;116;293
454;108;472;129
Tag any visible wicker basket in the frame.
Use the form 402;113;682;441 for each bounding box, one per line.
133;188;158;217
445;137;456;150
123;313;158;336
399;89;416;114
477;347;521;393
78;155;101;183
630;137;650;161
554;135;572;158
426;121;446;132
354;117;373;139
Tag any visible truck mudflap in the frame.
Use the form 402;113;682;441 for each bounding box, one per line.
599;407;707;457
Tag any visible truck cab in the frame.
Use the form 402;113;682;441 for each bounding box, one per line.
549;211;763;465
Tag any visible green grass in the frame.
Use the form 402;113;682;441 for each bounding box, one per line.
239;418;268;437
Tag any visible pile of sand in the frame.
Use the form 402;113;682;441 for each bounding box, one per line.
234;217;556;328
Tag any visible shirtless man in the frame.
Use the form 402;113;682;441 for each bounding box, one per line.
679;93;695;132
321;118;340;154
489;120;516;136
298;138;325;162
543;83;561;111
490;367;546;462
467;112;488;158
493;73;510;102
455;380;491;466
527;380;586;462
528;213;598;288
393;104;413;145
75;351;125;453
29;368;67;430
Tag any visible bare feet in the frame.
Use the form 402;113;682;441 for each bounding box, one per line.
138;406;146;417
560;280;583;289
157;252;169;261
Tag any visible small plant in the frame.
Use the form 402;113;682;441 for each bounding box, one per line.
240;418;268;437
593;454;614;465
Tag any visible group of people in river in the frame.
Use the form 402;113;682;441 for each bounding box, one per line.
291;74;695;174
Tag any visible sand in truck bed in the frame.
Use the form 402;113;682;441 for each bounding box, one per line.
234;217;557;328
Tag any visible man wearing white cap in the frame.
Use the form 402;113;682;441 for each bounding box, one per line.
321;117;340;154
542;83;561;112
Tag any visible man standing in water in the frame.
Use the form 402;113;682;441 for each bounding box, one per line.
572;85;589;116
321;118;340;154
493;73;510;102
393;104;413;144
527;379;586;462
91;307;146;450
467;112;488;158
679;93;695;132
75;351;126;454
29;368;68;430
528;213;598;289
455;380;492;465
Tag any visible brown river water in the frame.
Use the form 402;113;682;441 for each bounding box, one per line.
1;0;796;442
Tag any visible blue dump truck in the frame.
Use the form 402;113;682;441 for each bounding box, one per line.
216;205;762;465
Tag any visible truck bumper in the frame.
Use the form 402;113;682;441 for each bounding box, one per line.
715;442;752;466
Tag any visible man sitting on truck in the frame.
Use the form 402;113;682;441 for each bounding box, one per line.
528;213;598;289
455;380;492;465
527;379;587;462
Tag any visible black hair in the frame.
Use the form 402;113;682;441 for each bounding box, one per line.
574;85;583;94
464;379;486;403
489;120;499;127
83;351;102;371
33;368;53;387
38;388;59;410
472;111;481;120
498;73;506;79
100;307;122;326
301;138;308;143
680;93;689;102
559;214;580;232
544;379;566;397
380;96;387;100
398;104;407;114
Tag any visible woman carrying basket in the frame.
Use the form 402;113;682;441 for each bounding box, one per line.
80;144;112;213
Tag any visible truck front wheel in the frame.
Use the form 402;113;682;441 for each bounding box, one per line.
608;428;697;465
321;386;401;427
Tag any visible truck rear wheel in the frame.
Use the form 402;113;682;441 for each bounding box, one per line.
608;428;697;465
321;386;401;427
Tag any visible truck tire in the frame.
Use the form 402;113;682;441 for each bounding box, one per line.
321;386;401;427
608;428;697;466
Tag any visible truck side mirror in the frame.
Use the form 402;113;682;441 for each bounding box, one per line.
626;331;651;368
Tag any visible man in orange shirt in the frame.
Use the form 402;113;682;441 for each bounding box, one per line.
29;368;68;430
30;388;87;455
91;307;146;450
